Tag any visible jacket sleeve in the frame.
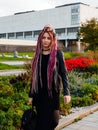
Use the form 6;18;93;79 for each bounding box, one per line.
57;50;70;96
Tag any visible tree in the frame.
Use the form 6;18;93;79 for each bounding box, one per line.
78;18;98;52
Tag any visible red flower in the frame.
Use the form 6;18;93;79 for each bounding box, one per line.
65;57;93;71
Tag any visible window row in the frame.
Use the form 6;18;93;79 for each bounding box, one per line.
0;27;79;39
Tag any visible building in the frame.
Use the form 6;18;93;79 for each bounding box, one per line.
0;2;98;52
0;39;36;52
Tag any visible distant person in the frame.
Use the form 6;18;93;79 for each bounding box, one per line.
29;24;71;130
14;50;18;58
2;53;5;57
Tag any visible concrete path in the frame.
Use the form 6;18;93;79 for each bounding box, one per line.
0;69;26;76
0;61;25;66
62;110;98;130
0;61;27;75
55;103;98;130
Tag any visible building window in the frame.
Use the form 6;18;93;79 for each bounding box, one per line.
24;31;32;39
71;14;79;25
0;33;6;39
71;6;80;25
8;33;15;39
16;32;23;39
67;27;78;35
56;28;65;36
71;6;79;13
34;30;40;38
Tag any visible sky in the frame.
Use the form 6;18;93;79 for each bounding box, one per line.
0;0;98;17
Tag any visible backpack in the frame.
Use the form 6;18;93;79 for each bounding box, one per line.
21;108;37;130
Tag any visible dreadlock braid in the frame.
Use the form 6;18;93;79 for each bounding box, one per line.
31;24;57;96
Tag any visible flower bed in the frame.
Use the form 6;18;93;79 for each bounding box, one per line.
65;57;93;71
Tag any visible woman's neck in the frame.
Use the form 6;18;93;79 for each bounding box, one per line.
42;48;50;51
42;48;51;55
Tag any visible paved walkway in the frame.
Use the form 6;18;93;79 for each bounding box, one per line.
0;61;25;66
0;69;26;76
62;110;98;130
55;103;98;130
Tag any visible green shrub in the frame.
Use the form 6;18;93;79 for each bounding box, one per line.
63;52;88;59
82;84;98;101
10;73;30;92
68;71;98;97
0;97;14;111
71;96;95;107
0;74;31;129
0;84;14;98
64;52;73;59
60;94;71;116
87;64;98;74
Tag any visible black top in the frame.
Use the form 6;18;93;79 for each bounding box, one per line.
29;50;70;97
41;54;49;89
38;54;50;98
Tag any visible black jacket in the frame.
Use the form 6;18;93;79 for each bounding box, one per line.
56;50;70;95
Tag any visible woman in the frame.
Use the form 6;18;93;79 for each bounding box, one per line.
29;24;71;130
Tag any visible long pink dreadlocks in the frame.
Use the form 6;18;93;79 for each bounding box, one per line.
31;24;57;96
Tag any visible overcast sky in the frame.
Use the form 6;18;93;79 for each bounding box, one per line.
0;0;98;17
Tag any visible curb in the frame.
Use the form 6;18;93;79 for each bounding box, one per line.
55;102;98;130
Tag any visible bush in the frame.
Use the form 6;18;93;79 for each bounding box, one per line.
87;64;98;74
71;96;95;107
10;73;30;92
60;94;71;116
81;84;98;101
0;74;31;129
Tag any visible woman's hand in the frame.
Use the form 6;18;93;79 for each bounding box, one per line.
64;95;71;104
29;98;33;104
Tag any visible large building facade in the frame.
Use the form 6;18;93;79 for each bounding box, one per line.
0;2;98;52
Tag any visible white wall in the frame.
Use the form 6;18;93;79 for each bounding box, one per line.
0;39;36;46
80;5;98;23
0;5;76;33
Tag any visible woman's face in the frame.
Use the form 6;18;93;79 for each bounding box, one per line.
41;32;52;49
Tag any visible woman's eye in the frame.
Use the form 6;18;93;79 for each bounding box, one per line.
42;37;51;40
47;37;51;40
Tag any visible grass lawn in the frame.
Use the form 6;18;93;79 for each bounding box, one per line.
0;56;32;61
0;52;34;61
0;52;33;70
0;63;23;70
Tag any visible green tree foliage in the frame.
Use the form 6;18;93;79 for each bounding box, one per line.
78;18;98;51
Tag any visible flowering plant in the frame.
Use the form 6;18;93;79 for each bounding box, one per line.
65;57;93;71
